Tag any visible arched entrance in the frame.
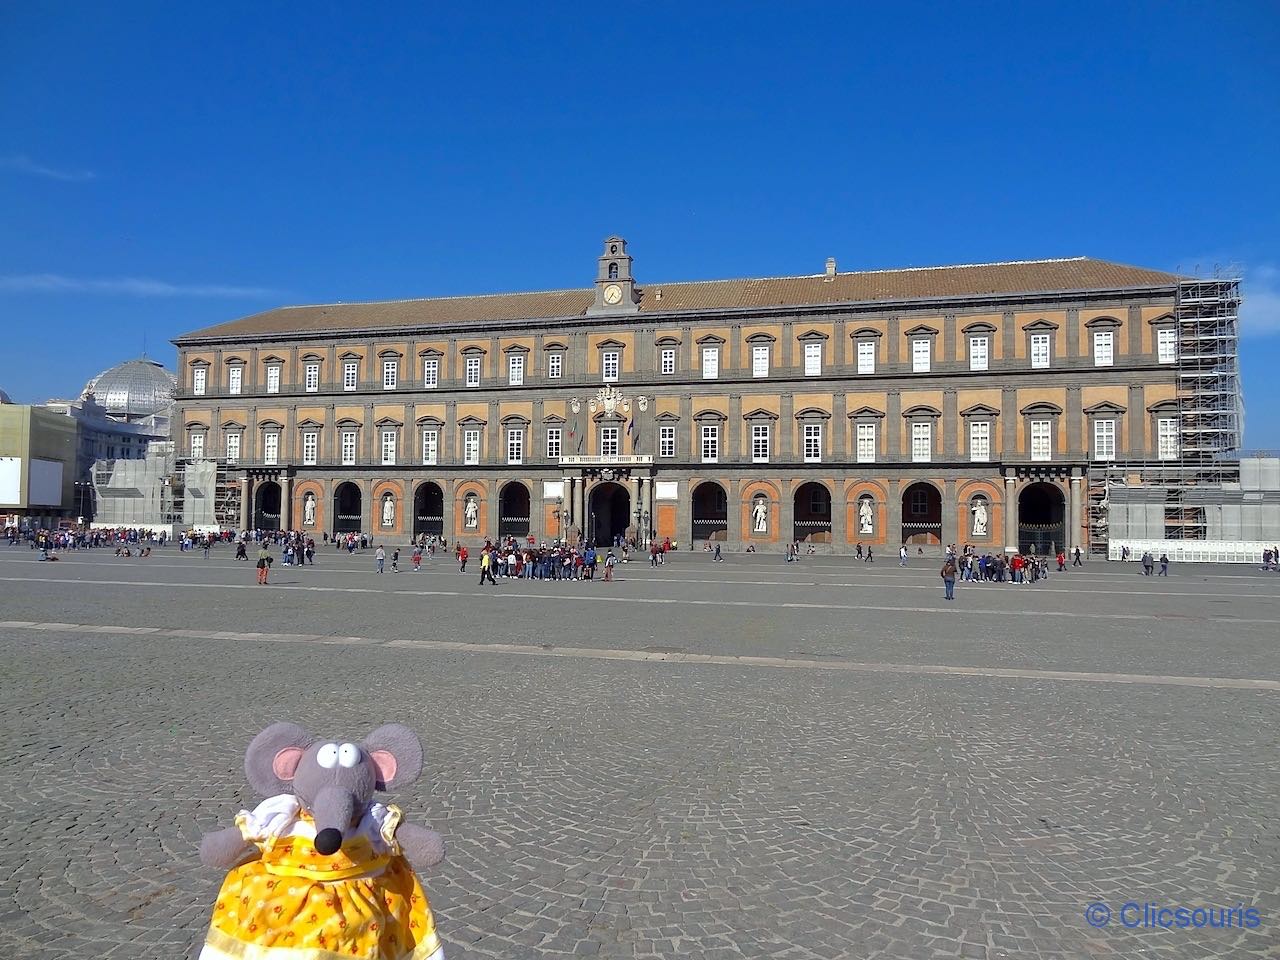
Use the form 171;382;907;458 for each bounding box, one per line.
254;480;282;531
588;481;630;547
1018;482;1066;554
793;481;832;543
692;481;729;543
901;482;942;545
413;482;444;537
499;481;531;539
333;482;362;534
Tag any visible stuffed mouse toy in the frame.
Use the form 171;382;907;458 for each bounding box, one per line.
198;722;447;960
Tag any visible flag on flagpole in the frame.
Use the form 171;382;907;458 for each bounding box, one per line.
626;415;637;452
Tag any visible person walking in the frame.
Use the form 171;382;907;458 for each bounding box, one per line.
1158;552;1170;576
713;543;723;563
1072;546;1083;567
412;546;422;571
479;548;497;585
604;549;617;581
1141;550;1154;576
375;545;386;574
899;545;908;567
202;537;211;559
940;555;957;601
391;548;400;573
255;545;271;585
458;544;468;574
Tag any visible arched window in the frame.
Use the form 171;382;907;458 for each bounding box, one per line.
608;262;619;279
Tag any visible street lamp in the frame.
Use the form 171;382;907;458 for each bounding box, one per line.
552;497;564;544
643;509;651;546
634;503;643;545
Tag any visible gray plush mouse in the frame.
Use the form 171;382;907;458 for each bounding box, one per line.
197;722;447;960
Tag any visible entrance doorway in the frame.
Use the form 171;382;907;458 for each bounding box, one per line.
691;481;729;543
499;482;531;539
254;481;282;531
588;481;630;547
413;482;444;537
1018;482;1065;554
901;482;942;545
792;481;832;543
333;482;362;534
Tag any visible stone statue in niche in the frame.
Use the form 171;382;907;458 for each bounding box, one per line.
858;497;874;535
751;496;768;533
463;494;479;528
971;498;989;537
302;493;316;527
381;494;395;528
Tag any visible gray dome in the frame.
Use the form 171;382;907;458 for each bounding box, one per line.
82;358;177;420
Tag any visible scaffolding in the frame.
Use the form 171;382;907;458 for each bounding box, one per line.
1176;276;1242;460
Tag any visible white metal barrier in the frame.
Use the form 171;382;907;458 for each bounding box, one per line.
1107;540;1274;563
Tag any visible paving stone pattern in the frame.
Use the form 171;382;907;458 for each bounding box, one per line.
0;547;1277;958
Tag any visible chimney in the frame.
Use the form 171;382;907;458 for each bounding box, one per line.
824;257;837;281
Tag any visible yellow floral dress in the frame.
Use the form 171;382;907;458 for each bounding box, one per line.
200;795;444;960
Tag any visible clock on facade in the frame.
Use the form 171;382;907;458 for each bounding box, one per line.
603;283;623;305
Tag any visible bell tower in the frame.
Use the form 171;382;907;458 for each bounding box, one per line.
589;236;640;314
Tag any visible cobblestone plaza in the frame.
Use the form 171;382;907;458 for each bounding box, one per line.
1;549;1277;958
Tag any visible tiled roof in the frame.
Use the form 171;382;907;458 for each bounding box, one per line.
175;257;1181;342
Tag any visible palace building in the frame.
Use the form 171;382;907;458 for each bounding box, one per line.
170;238;1243;554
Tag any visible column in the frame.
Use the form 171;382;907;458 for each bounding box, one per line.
1069;469;1083;553
830;479;846;550
1004;472;1018;554
780;481;794;546
727;477;741;545
238;476;251;531
943;388;958;459
885;391;901;459
282;476;294;530
631;474;642;537
886;478;902;549
942;478;957;548
575;476;586;544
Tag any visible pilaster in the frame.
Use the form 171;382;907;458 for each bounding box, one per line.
885;390;901;459
943;388;958;459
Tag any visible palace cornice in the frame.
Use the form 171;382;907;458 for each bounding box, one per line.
172;284;1177;348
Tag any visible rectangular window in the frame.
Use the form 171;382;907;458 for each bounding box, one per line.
969;421;990;462
380;429;397;466
1030;333;1050;369
600;426;620;457
659;425;675;458
912;338;931;372
752;344;769;378
602;350;619;382
1158;417;1180;460
969;336;989;371
465;356;481;387
546;427;561;460
547;353;562;379
266;366;280;394
304;362;319;392
700;424;719;463
263;432;279;466
302;431;317;466
1093;419;1115;461
421;429;438;465
192;367;206;396
463;429;480;465
751;424;770;463
225;432;241;463
857;340;876;374
803;342;822;377
803;423;822;462
190;432;204;459
340;430;357;466
343;361;358;391
1157;327;1177;364
423;358;438;389
229;366;243;395
1093;330;1114;366
702;346;719;380
911;422;932;462
382;359;398;390
660;348;676;375
508;354;524;386
856;422;876;463
507;428;523;465
1031;420;1052;461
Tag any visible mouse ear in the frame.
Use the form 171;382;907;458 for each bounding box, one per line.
245;722;314;796
361;724;423;790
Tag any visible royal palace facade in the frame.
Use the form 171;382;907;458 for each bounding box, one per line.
172;238;1226;554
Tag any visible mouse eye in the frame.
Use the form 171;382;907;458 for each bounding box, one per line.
316;743;339;769
337;743;361;768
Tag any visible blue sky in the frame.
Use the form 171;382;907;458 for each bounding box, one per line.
2;2;1278;444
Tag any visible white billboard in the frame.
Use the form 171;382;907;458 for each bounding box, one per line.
0;458;19;506
28;458;64;506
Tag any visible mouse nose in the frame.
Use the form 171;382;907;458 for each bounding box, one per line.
314;828;343;856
